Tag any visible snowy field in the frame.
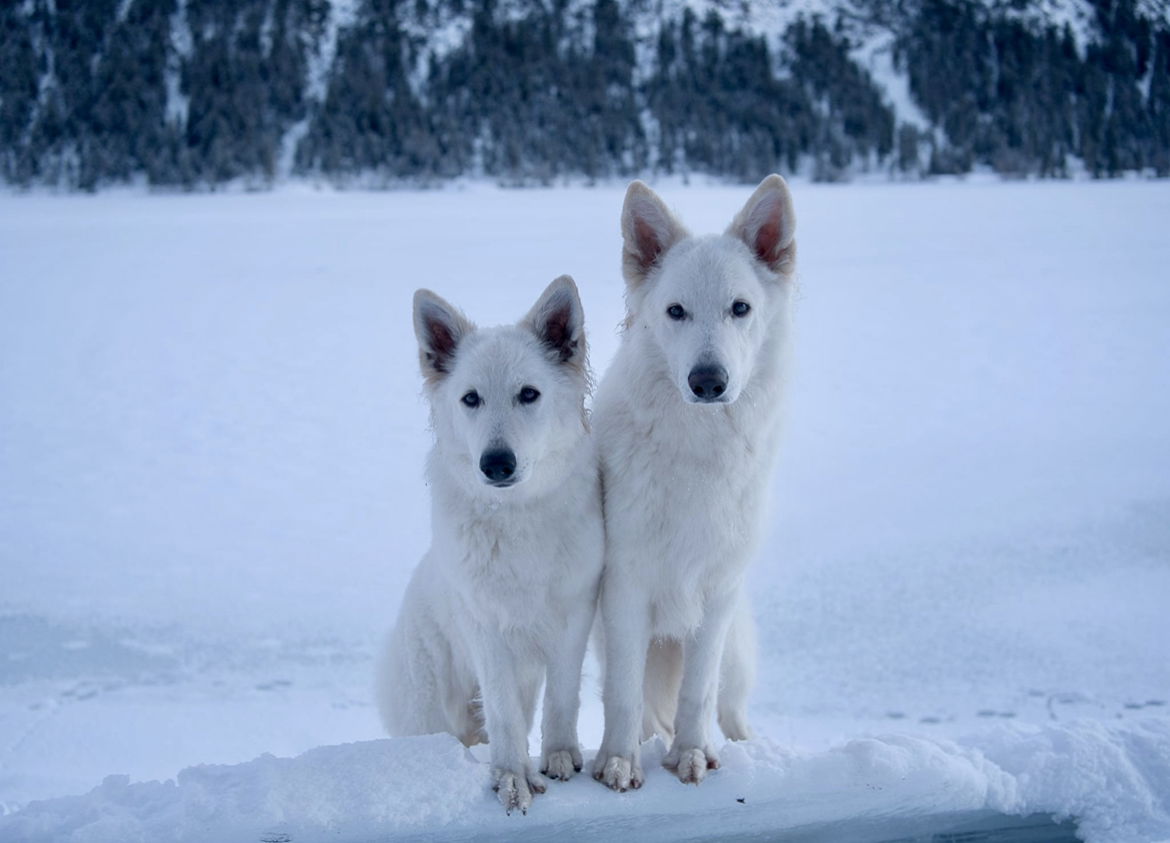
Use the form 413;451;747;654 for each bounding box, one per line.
1;179;1168;841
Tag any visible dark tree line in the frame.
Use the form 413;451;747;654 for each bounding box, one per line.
0;0;1167;189
296;0;648;183
900;0;1170;176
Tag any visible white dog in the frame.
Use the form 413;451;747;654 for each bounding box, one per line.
591;175;797;790
377;276;604;815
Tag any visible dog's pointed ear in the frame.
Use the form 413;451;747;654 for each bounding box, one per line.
523;275;586;371
621;180;688;288
727;174;796;276
414;289;473;383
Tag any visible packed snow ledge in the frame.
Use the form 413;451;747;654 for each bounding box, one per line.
4;718;1168;842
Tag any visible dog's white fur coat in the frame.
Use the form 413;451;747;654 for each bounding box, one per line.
377;277;604;815
592;176;796;790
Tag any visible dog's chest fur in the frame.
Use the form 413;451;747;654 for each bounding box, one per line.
595;326;786;637
429;450;603;642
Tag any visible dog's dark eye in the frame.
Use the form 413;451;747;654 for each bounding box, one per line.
518;386;540;405
731;300;751;318
666;304;687;321
461;390;480;408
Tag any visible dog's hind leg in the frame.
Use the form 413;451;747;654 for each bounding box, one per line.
378;568;478;742
442;648;486;747
376;612;451;737
641;637;682;743
457;688;488;747
717;594;757;742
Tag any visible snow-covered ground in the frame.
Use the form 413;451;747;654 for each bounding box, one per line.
1;179;1168;841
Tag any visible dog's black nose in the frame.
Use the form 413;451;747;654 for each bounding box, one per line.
688;364;729;401
480;448;517;484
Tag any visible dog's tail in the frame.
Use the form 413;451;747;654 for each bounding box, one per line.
641;638;683;742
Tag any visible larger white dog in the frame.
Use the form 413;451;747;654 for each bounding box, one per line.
378;276;604;815
592;176;797;790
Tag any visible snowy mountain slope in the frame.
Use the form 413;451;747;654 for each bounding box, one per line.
2;0;1167;188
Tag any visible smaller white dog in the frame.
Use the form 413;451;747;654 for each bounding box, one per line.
377;276;604;815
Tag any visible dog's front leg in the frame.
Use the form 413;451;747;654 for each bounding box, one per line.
475;634;546;815
592;571;651;791
539;592;594;782
663;587;737;785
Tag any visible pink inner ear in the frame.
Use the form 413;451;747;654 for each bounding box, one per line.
540;303;576;362
427;319;457;372
755;216;782;264
634;216;663;269
544;307;568;348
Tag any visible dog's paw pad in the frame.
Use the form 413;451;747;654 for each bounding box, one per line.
663;746;718;785
541;748;581;781
492;769;536;815
592;755;644;792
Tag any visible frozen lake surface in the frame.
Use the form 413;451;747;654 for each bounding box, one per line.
1;180;1168;841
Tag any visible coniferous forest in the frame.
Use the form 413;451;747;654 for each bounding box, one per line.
1;0;1167;190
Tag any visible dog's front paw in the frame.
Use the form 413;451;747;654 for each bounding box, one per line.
662;744;719;785
591;753;644;792
492;767;548;815
541;746;583;781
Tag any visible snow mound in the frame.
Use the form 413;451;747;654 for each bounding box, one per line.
4;720;1168;842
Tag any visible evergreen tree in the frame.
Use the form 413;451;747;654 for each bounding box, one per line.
0;0;1167;187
